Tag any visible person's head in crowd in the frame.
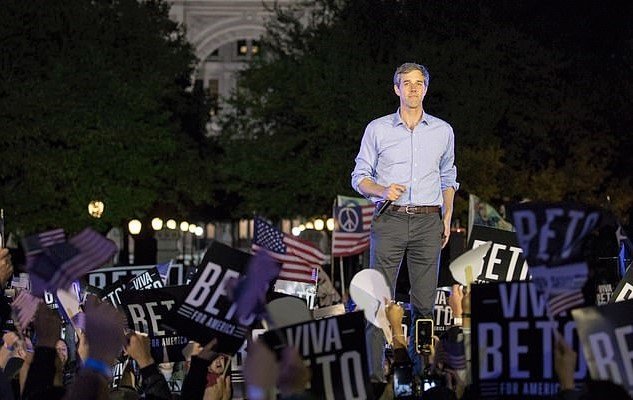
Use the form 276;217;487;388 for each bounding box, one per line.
208;354;228;375
206;353;229;390
56;339;69;365
158;361;175;381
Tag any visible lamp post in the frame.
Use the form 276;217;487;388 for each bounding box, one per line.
180;221;189;265
126;219;142;264
188;224;197;265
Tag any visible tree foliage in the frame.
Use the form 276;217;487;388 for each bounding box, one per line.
0;0;217;234
219;0;632;222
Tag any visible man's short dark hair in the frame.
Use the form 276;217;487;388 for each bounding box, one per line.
394;63;430;87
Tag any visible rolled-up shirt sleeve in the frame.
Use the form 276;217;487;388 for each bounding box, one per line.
351;124;377;195
440;126;459;192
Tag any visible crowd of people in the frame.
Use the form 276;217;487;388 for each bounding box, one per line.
0;245;315;400
1;234;631;400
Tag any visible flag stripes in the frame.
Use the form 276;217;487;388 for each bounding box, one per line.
52;228;117;288
332;204;373;257
548;290;585;317
252;218;325;284
11;291;42;332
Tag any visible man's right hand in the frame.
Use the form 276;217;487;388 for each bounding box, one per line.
382;184;406;201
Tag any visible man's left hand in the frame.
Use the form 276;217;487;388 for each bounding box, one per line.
441;219;451;248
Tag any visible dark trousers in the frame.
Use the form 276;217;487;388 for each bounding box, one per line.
365;209;443;382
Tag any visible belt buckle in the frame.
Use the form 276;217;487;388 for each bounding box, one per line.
405;205;415;215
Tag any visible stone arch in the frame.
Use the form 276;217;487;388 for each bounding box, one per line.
194;23;266;65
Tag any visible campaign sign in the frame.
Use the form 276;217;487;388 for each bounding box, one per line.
508;202;601;267
434;288;454;335
262;311;370;400
596;282;615;305
88;263;186;288
471;282;587;398
43;291;59;310
611;264;633;303
126;267;163;291
101;278;127;309
572;300;633;395
120;286;189;363
101;267;164;309
468;225;529;282
171;241;254;355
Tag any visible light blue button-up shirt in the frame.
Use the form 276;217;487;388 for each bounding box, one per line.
351;110;459;206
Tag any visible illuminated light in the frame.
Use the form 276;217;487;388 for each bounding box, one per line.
299;224;306;231
166;219;177;230
180;221;189;232
314;219;324;231
194;226;204;237
292;227;301;236
151;218;163;231
128;219;142;235
188;224;197;233
88;200;104;218
326;218;335;231
305;222;314;229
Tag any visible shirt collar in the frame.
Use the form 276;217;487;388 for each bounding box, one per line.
393;108;431;127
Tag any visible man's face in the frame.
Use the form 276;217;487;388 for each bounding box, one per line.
394;70;427;110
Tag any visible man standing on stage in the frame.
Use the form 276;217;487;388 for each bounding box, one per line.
351;62;459;382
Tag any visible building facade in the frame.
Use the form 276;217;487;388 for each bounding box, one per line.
168;0;296;133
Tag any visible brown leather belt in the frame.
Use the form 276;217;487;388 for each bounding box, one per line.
388;205;440;215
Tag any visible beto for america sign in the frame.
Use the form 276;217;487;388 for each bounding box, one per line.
171;241;255;354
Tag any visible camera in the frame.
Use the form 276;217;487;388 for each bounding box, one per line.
415;318;434;354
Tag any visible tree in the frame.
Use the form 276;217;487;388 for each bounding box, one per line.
218;0;632;221
0;0;217;234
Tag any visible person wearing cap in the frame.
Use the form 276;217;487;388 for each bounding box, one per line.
351;62;459;383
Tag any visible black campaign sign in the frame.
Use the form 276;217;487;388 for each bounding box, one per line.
572;300;633;395
508;203;601;267
101;267;163;310
120;286;189;363
126;268;163;291
471;282;587;398
262;311;369;400
434;288;454;335
171;241;254;355
468;225;529;282
88;264;186;288
611;264;633;303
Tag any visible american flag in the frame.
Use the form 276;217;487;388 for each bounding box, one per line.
11;290;43;333
251;218;324;284
547;290;586;318
23;228;116;295
332;204;373;257
23;228;66;259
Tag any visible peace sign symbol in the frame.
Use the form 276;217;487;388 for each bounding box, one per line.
338;207;360;232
